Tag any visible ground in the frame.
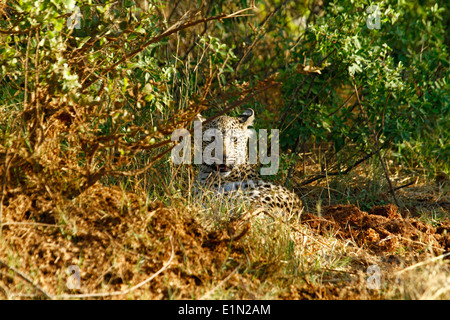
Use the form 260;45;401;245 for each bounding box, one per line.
0;161;449;299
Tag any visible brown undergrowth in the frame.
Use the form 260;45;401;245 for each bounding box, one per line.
302;204;450;255
0;183;249;299
1;179;449;299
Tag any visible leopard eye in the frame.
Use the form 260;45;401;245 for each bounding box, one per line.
231;137;238;143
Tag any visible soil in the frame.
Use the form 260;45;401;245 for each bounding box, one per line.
0;184;245;299
0;184;449;299
302;204;450;254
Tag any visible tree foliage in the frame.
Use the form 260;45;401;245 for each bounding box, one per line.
0;0;448;200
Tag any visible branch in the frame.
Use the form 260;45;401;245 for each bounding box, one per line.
0;259;54;300
296;147;380;187
233;0;287;76
110;78;280;177
392;180;415;191
281;66;343;134
81;8;255;90
199;264;241;300
55;236;175;299
278;75;310;129
352;83;400;207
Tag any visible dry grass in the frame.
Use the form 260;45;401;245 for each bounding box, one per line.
0;106;448;300
0;157;449;299
1;0;448;301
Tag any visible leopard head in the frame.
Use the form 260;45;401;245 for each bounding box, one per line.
196;109;256;179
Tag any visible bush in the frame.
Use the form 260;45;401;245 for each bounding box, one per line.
0;0;448;202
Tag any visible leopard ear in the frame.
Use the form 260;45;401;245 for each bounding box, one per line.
238;108;255;127
196;113;206;123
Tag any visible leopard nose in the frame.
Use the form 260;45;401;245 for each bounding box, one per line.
222;146;228;163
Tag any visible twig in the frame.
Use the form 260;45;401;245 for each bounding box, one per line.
234;0;287;76
278;76;309;129
181;2;213;61
107;79;279;178
395;252;450;276
296;146;382;187
377;91;392;137
200;264;241;300
167;0;182;22
327;86;361;117
0;259;54;300
0;150;14;236
352;83;400;207
82;8;255;90
395;235;444;252
392;180;415;191
237;275;257;299
1;222;66;228
23;29;32;107
280;64;343;134
324;155;331;205
55;236;175;299
192;80;280;128
284;136;301;186
0;283;9;299
262;210;331;249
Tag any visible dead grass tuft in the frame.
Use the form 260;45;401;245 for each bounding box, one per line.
0;183;248;299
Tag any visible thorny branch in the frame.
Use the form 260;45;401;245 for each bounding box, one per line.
352;83;400;208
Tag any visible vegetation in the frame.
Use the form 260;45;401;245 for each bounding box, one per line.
0;0;448;300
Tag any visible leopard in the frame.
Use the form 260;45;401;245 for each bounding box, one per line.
193;108;303;219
